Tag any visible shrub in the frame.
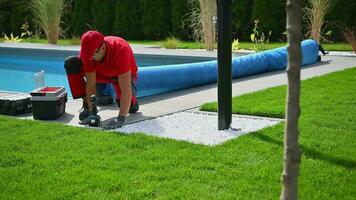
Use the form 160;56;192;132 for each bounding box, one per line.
232;38;240;52
162;36;180;49
250;19;272;51
3;33;22;42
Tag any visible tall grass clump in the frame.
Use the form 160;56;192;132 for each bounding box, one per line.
162;36;180;49
31;0;65;44
304;0;334;43
185;0;216;51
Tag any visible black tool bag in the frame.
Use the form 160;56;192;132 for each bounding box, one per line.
0;94;32;116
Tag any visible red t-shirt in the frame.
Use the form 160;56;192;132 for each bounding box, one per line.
79;36;138;80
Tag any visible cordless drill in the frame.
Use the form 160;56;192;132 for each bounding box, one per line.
89;95;101;127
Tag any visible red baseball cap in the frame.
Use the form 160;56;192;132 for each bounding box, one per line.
79;31;104;63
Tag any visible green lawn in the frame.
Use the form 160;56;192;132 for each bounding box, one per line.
0;37;353;51
1;68;356;199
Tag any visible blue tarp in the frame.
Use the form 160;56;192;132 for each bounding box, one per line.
136;39;319;97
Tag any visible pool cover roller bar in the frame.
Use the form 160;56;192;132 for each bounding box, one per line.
136;39;319;97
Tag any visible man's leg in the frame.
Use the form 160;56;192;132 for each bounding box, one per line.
64;56;86;98
112;81;139;113
64;56;90;120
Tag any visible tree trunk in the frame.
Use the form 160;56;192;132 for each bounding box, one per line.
199;0;216;51
280;0;302;199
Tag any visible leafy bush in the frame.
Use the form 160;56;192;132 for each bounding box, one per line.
232;38;240;52
250;19;272;51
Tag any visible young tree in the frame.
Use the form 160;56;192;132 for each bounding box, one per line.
280;0;302;199
199;0;216;51
186;0;216;51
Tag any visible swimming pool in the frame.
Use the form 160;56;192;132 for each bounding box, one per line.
0;47;215;97
0;40;319;98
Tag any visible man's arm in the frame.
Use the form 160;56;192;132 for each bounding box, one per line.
85;71;96;111
118;71;132;116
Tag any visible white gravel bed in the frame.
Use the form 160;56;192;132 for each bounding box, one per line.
325;51;355;57
116;112;282;146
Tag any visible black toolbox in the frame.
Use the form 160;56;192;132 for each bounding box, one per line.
30;87;67;120
0;94;32;116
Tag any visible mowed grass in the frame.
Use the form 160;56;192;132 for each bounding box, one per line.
201;67;356;199
1;68;356;199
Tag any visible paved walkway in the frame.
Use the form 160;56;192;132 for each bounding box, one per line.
1;43;355;130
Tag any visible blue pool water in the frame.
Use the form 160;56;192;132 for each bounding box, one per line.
0;53;213;97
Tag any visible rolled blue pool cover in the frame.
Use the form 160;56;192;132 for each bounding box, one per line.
137;39;319;97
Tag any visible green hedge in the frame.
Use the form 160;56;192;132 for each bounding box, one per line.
70;0;92;37
0;0;354;42
0;0;32;36
326;0;356;41
113;0;143;40
91;0;115;36
170;0;191;40
141;0;171;40
232;0;254;41
252;0;286;41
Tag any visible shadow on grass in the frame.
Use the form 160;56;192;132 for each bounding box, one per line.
251;132;356;170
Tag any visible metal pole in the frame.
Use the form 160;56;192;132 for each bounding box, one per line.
217;0;232;130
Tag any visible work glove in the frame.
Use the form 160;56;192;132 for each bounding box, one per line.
79;113;99;125
102;115;126;130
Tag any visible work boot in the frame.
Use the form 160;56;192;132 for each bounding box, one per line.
129;102;139;114
116;100;139;114
79;101;90;121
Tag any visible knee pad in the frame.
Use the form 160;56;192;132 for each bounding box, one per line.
64;56;86;99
